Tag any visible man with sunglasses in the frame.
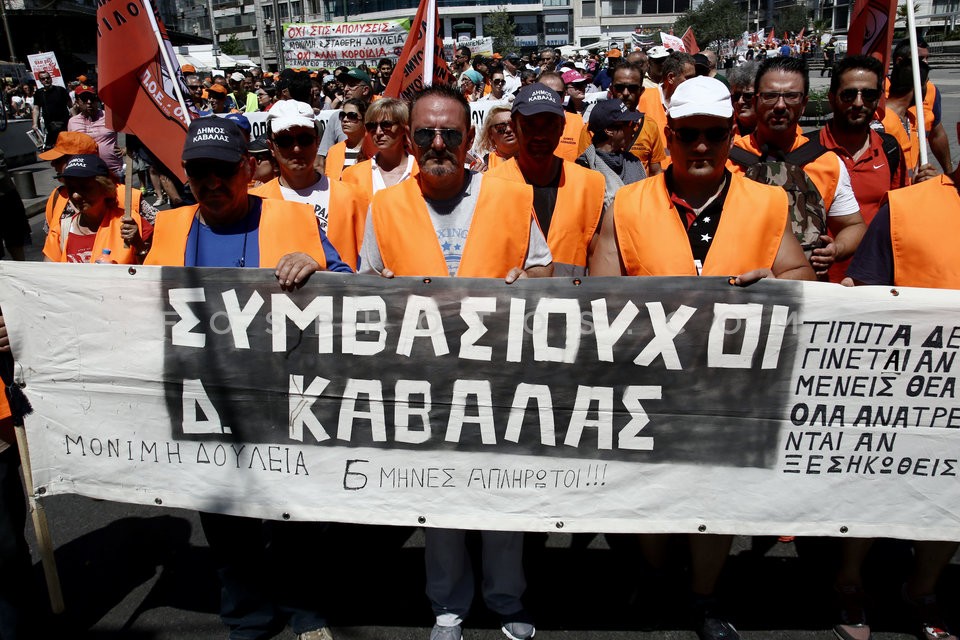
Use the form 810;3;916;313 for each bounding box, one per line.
67;85;122;180
146;116;349;640
33;71;72;150
589;77;814;640
604;62;666;176
487;82;603;277
729;56;865;281
251;100;369;270
359;85;551;640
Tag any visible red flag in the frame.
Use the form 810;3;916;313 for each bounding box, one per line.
384;0;453;101
681;27;699;54
798;27;805;39
97;0;191;181
765;29;775;45
847;0;898;69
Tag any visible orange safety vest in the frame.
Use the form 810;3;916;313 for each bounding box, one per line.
488;157;604;275
555;112;590;163
145;198;327;268
44;186;69;230
325;141;347;181
250;177;369;271
885;77;938;134
888;174;960;288
371;175;533;277
637;88;667;151
45;187;145;264
613;172;787;276
730;133;841;213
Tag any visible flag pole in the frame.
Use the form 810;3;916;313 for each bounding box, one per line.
423;0;436;87
122;133;134;240
142;0;191;127
905;0;928;166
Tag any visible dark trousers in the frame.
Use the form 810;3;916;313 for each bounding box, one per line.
0;445;32;640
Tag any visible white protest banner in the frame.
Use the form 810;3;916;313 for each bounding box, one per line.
660;32;686;52
26;52;66;88
282;19;410;70
459;36;493;58
3;263;960;540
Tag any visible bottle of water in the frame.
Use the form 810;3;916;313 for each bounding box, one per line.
94;248;117;264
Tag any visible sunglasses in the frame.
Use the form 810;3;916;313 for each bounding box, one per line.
412;128;464;148
731;91;755;102
364;120;397;133
272;133;317;148
757;91;805;105
339;111;363;122
672;127;731;144
492;79;505;86
613;83;642;93
837;88;881;103
184;160;243;180
492;122;513;134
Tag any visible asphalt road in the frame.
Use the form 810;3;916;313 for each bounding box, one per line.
13;68;960;639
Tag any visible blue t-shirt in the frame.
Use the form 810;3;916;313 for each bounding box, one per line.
184;196;353;272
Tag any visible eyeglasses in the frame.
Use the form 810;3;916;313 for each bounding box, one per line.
184;160;243;180
492;122;513;135
365;120;397;133
339;111;363;122
671;127;731;144
731;91;755;103
757;91;805;105
837;87;881;103
272;133;317;148
613;83;642;93
39;76;51;82
187;85;203;92
412;128;464;148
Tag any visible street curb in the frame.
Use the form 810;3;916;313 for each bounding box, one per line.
26;200;45;220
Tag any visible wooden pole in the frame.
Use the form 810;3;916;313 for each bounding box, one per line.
122;133;134;248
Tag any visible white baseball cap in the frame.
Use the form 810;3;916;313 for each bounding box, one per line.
668;76;733;119
230;71;245;82
267;99;317;133
647;45;670;59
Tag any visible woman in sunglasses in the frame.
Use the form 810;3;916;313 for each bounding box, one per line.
473;105;519;172
323;98;368;181
341;98;415;200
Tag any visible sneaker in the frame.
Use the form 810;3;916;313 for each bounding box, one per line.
501;621;535;639
697;617;741;640
152;195;167;207
833;584;871;640
429;623;462;640
297;629;333;640
903;585;958;640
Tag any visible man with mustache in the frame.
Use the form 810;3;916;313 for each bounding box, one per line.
487;82;604;277
358;84;551;640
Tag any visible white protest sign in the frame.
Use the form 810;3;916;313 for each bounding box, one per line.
282;20;410;71
27;52;67;88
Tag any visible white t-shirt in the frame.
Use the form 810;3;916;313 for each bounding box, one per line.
279;175;332;233
827;156;861;218
370;154;415;194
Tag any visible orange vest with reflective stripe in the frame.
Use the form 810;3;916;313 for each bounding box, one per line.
488;157;604;275
45;187;69;229
325;141;347;181
555;112;590;162
730;133;841;213
888;174;960;288
250;177;369;270
145;199;327;268
613;172;787;276
371;175;533;277
45;187;145;264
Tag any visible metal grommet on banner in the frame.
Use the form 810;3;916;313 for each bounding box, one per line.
839;526;849;534
282;513;291;520
128;267;137;276
418;516;426;524
698;524;707;532
37;487;46;495
572;278;582;286
423;278;432;284
555;521;564;529
727;276;737;286
154;497;162;505
890;289;899;297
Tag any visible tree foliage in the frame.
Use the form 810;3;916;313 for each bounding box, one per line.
673;0;745;49
487;7;516;54
219;34;246;56
777;4;809;35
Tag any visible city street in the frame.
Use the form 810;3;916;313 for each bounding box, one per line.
12;66;960;639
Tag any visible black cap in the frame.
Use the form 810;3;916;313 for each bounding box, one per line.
588;99;642;133
505;51;521;61
247;135;271;154
512;83;565;118
693;53;711;75
60;154;109;178
182;117;247;163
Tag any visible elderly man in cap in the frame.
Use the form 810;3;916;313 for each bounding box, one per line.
358;83;549;640
590;75;813;640
146;116;349;640
67;85;122;179
228;71;258;113
488;82;604;276
644;45;670;88
576;98;646;205
317;67;374;174
38;131;99;232
502;52;523;95
250;99;369;270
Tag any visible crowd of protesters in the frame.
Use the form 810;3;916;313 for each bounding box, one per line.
0;33;958;640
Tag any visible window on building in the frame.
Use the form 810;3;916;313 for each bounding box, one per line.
582;0;595;16
263;4;273;20
279;2;289;18
641;0;657;13
657;0;672;12
543;0;569;6
290;1;302;17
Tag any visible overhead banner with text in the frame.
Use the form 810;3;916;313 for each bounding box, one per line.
282;19;410;70
2;263;960;540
